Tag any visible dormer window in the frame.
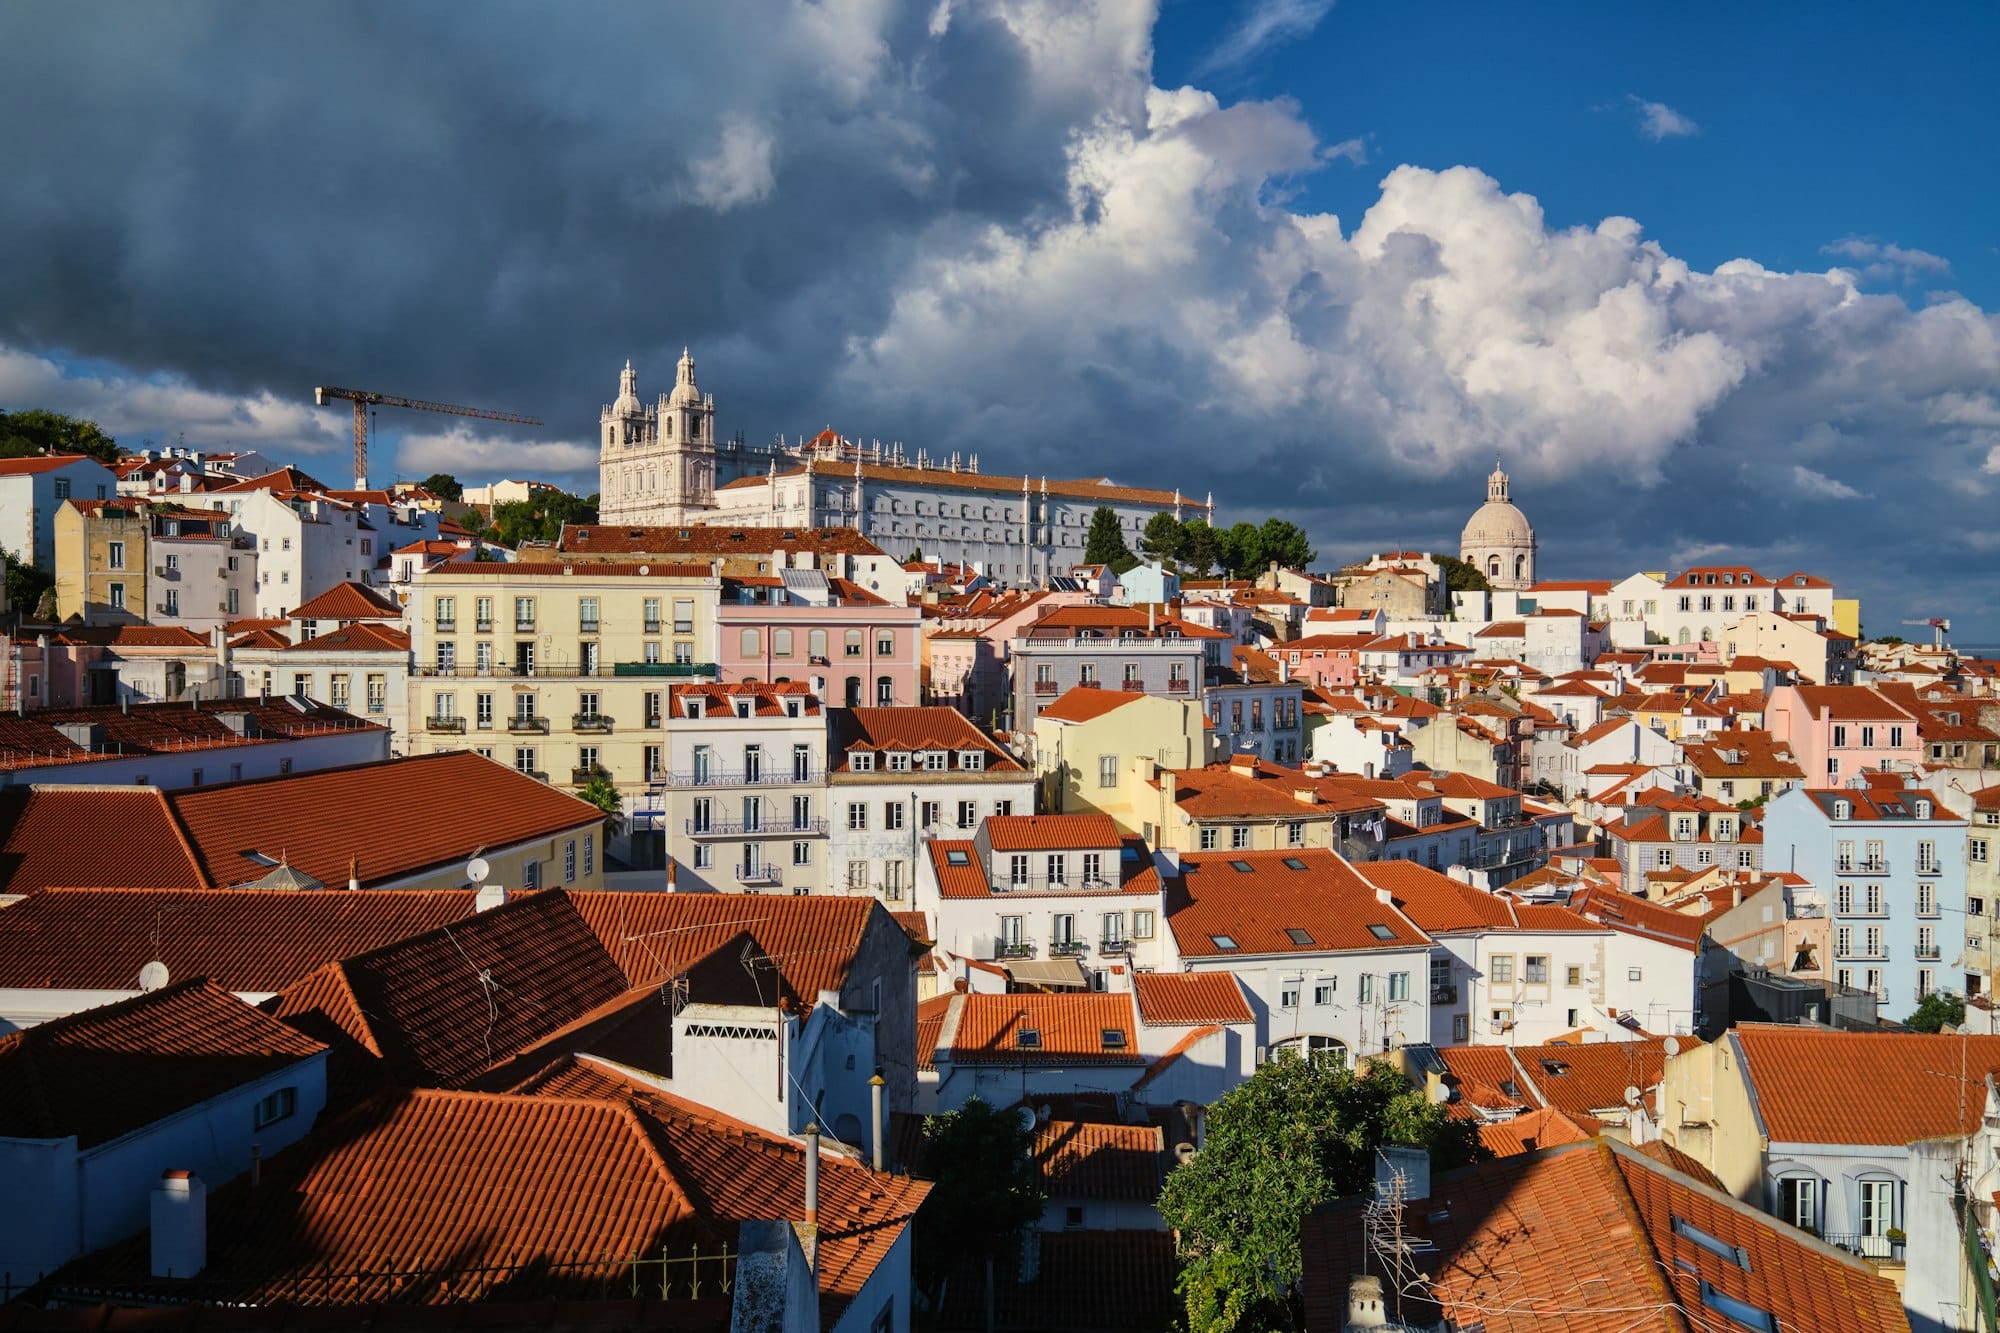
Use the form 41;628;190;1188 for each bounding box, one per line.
685;698;705;719
1833;799;1851;820
850;751;876;773
1915;799;1933;819
735;700;752;719
888;751;912;773
959;749;985;771
922;750;948;772
785;699;800;718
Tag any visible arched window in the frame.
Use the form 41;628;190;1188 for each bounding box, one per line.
739;628;761;656
1677;627;1692;644
1488;555;1501;579
664;417;673;439
1515;554;1527;581
876;675;893;705
845;677;862;707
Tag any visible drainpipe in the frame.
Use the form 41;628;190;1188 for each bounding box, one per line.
870;1072;887;1172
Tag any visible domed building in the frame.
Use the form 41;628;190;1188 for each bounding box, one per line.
1460;461;1536;591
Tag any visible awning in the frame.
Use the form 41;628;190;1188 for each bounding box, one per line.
1001;957;1088;989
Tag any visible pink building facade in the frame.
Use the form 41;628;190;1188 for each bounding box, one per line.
1766;684;1922;786
718;602;922;708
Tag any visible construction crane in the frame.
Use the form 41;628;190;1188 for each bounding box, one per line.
1901;617;1952;648
314;385;541;489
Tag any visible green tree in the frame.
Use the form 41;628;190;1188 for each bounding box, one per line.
1083;505;1131;567
1139;511;1186;564
419;472;464;501
1180;519;1220;577
1159;1052;1485;1333
1906;991;1965;1033
1258;518;1316;571
1431;553;1491;593
482;489;599;547
2;548;54;620
0;409;119;463
578;772;624;837
916;1097;1046;1306
1216;521;1264;578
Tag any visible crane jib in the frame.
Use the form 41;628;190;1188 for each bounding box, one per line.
312;385;542;488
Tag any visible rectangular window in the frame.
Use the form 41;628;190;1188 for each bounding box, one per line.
1010;854;1031;886
564;839;577;883
514;596;535;629
1046;854;1067;884
583;834;594;878
435;595;455;626
848;802;868;831
1358;974;1374;1003
253;1086;297;1129
1491;955;1514;984
1200;827;1218;850
1780;1177;1818;1234
1230;825;1251;849
110;582;125;610
435;642;456;673
1524;956;1549;984
885;802;904;831
1133;910;1155;939
1280;985;1300;1009
514;747;537;775
957;799;976;829
107;540;125;569
329;674;351;708
1098;754;1118;788
1388;972;1410;1002
793;841;812;866
1566;965;1582;987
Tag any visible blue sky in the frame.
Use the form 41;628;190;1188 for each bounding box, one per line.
1157;0;1997;307
0;1;1996;634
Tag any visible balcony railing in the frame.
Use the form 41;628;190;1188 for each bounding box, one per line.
1049;939;1087;957
663;768;823;789
425;715;466;734
1033;681;1060;695
687;818;828;837
994;876;1118;895
571;765;611;786
1825;1233;1905;1263
435;619;456;633
1099;937;1132;956
1167;678;1190;692
1839;860;1889;875
580;620;600;635
612;662;720;678
506;715;550;734
1918;862;1941;876
996;940;1036;959
475;619;494;632
573;713;614;732
1917;946;1942;959
515;620;536;633
735;865;781;887
1431;984;1459;1004
643;620;662;634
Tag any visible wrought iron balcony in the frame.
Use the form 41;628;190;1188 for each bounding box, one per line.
571;765;612;786
686;817;828;837
663;768;823;789
1431;984;1459;1004
573;712;614;733
1049;939;1088;957
735;864;781;886
612;662;720;678
996;940;1036;959
506;715;550;734
425;715;466;734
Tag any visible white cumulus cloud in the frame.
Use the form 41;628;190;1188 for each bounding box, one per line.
1822;235;1953;284
687;116;778;212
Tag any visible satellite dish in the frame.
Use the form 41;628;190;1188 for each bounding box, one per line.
1663;1037;1681;1058
138;960;170;993
1623;1085;1642;1107
638;564;650;576
1014;1106;1037;1133
1180;813;1193;826
1428;1081;1452;1104
1175;1141;1198;1164
467;856;490;885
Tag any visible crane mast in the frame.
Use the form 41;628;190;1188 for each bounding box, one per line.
314;385;541;489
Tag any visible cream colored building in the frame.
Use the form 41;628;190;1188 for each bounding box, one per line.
404;559;723;865
1459;463;1536;592
1031;687;1208;834
55;499;257;631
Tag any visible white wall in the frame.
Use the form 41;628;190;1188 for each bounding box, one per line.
0;727;390;794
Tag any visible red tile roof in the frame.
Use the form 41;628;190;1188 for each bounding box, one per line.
0;979;325;1147
288;581;403;621
1033;1119;1162;1201
1474;1106;1596;1157
1785;684;1917;721
0;887;479;992
568;890;884;1004
59;1077;924;1311
0;698;381;774
1169;849;1429;958
1732;1026;2000;1145
279;620;409;652
560;521;888;558
1505;1036;1688;1121
269;892;630;1091
1033;686;1150;723
1436;1044;1541;1119
1361;861;1599;934
48;624;209;649
169;751;605;889
1131;971;1253;1026
0;787;205;892
945;992;1142;1065
983;812;1120;851
931;1230;1180;1332
0;455;103;475
1160;760;1386;819
1566;885;1710;952
1303;1138;1909;1333
827;706;1022;772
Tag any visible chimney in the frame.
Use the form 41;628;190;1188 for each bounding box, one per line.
1345;1275;1388;1330
870;1072;887;1172
666;858;679;893
150;1170;207;1278
347;856;360;893
802;1122;821;1278
475;884;508;912
1374;1145;1430;1205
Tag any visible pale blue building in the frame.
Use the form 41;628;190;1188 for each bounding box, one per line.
1761;777;1968;1015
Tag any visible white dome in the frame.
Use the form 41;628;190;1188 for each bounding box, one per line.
1461;500;1533;549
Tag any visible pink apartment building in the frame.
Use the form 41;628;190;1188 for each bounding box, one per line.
1766;684;1922;786
717;577;922;708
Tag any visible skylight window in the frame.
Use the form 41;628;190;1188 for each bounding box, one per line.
1672;1217;1750;1270
1282;857;1308;870
1229;860;1253;873
1209;934;1239;950
1699;1281;1774;1332
1366;923;1396;940
1539;1059;1569;1076
945;849;971;866
1100;1028;1127;1048
1016;1028;1042;1049
1285;928;1315;946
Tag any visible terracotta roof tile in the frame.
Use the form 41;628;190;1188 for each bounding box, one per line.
568;890;880;1002
0;698;382;774
1787;684;1917;721
1506;1036;1688;1121
1566;885;1710;952
1733;1026;2000;1145
0;787;205;892
287;581;403;621
1361;860;1599;934
0;979;324;1147
1131;972;1253;1026
1474;1106;1596;1157
1034;686;1151;723
1161;760;1386;820
1033;1119;1162;1201
170;751;605;889
1168;849;1430;958
0;887;478;992
1303;1138;1909;1333
983;813;1120;851
827;706;1022;772
560;522;886;558
946;992;1142;1065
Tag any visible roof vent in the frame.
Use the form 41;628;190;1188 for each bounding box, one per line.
54;721;108;753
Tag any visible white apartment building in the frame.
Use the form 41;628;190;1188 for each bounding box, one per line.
0;455;119;571
649;681;829;893
200;488;375;616
824;707;1034;906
